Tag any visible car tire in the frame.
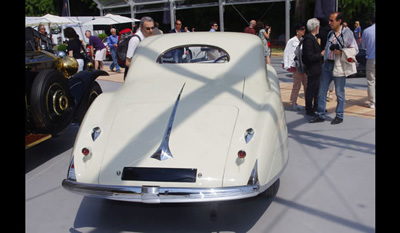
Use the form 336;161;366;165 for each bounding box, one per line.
75;81;102;124
87;81;102;106
261;179;280;198
30;69;75;134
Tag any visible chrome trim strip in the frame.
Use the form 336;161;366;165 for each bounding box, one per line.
62;179;260;203
151;83;186;161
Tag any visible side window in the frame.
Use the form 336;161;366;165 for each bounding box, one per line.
157;45;230;64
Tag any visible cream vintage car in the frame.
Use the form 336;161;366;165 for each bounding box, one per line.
62;32;288;203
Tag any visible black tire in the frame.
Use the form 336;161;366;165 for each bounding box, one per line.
260;179;280;198
87;81;102;107
75;81;102;124
30;69;75;134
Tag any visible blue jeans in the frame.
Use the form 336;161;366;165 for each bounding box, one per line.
109;47;120;71
317;61;346;119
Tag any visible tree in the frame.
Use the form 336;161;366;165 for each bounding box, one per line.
339;0;375;27
26;0;98;17
25;0;58;16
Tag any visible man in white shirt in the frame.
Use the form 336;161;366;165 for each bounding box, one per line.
124;16;154;79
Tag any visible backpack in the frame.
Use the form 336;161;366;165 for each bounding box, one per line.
293;39;306;73
116;29;141;68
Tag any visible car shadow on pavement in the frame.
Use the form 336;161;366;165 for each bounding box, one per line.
25;124;79;173
71;182;280;233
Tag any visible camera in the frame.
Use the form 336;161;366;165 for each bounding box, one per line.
329;43;341;51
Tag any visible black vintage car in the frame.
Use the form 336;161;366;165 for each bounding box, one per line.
25;27;108;147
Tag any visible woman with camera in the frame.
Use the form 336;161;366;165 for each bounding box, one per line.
309;12;358;125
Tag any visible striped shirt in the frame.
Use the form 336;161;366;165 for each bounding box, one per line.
324;26;358;61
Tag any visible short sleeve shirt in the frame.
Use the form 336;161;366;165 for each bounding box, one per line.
126;30;145;59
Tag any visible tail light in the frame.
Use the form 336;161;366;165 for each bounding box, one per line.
82;147;90;156
67;157;76;181
247;160;258;185
238;150;247;159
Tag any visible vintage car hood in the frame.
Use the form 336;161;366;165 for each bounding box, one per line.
98;91;239;188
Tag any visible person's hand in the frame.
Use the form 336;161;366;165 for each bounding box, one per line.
333;49;342;55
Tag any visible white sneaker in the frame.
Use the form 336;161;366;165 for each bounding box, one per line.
368;103;375;109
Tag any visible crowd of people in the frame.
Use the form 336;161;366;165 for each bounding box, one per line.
282;12;375;125
55;12;375;125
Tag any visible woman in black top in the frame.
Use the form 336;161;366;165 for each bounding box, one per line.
63;27;85;71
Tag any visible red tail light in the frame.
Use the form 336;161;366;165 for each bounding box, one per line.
82;147;90;156
238;150;246;159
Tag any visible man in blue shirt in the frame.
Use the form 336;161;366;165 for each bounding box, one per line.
361;16;375;109
107;28;120;73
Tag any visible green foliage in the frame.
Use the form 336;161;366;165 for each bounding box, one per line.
25;0;56;16
25;0;98;16
339;0;375;27
57;44;67;52
97;33;108;41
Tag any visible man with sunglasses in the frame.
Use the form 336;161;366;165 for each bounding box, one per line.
169;20;189;63
125;16;154;78
170;20;185;33
309;12;358;125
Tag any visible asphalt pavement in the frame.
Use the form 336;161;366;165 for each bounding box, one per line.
25;57;375;233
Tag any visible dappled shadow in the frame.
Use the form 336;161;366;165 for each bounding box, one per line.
26;124;79;173
274;197;375;233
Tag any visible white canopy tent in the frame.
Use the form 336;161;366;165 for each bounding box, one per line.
25;13;81;27
93;0;294;42
83;13;139;26
26;15;105;45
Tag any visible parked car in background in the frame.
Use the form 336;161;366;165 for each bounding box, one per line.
102;36;111;60
25;27;108;148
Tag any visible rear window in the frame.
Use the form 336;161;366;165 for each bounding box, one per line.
157;45;230;64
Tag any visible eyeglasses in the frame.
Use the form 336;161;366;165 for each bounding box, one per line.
145;27;154;31
213;24;218;27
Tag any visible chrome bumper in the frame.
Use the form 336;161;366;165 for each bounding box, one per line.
62;179;261;203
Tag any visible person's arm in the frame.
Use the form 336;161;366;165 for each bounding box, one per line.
263;27;271;39
125;37;140;67
90;45;94;59
125;57;131;67
344;28;359;54
107;36;113;48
